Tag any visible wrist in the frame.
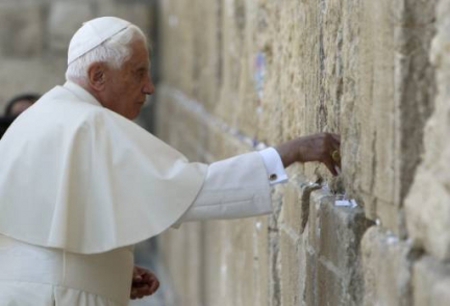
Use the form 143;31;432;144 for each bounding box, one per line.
275;139;299;168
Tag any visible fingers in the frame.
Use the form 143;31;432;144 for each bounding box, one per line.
130;285;152;299
321;133;341;176
324;157;338;176
130;267;160;299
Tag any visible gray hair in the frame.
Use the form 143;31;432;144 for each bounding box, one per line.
65;25;147;83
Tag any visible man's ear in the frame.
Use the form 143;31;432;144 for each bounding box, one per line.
87;63;106;91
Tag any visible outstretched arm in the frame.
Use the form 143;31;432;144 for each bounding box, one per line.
275;132;341;175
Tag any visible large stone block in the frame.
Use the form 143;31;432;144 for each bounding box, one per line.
308;190;371;305
317;261;344;306
317;195;371;273
404;0;450;261
47;2;94;53
159;222;203;306
361;226;413;306
201;217;270;306
279;229;306;306
351;0;436;237
96;1;152;34
0;3;45;57
279;177;320;235
0;58;66;108
413;256;450;306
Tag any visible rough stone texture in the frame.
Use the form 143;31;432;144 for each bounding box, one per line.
309;191;372;306
413;257;450;306
349;0;436;236
361;226;414;306
47;2;94;53
156;0;440;305
405;0;450;261
3;0;447;305
0;3;45;57
0;0;153;112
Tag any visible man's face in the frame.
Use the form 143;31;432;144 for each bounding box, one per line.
102;39;155;120
10;100;34;117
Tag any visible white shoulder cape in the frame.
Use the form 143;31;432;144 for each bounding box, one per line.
0;82;207;254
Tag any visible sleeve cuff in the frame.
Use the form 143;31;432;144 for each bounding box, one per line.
258;147;289;185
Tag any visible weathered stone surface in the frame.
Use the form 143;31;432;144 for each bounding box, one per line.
279;230;305;306
279;177;320;235
0;3;45;57
159;222;203;306
0;58;66;108
413;256;450;306
342;0;436;237
361;226;413;306
47;2;93;53
308;190;371;306
405;0;450;261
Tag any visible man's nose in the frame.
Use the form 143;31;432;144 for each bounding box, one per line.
143;77;155;95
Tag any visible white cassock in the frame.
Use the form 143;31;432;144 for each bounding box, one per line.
0;82;287;305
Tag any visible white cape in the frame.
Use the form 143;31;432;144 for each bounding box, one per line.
0;82;207;254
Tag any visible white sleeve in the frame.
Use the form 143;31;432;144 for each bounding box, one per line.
257;147;289;185
175;152;274;224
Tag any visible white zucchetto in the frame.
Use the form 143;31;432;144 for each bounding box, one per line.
68;17;131;65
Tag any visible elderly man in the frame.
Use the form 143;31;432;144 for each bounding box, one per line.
0;17;340;305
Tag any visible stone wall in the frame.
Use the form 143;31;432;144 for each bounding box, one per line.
0;0;154;111
155;0;450;305
2;0;449;305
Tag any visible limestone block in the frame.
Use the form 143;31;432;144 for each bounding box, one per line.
361;226;413;306
279;177;320;235
413;256;450;306
395;0;436;202
96;1;152;35
47;2;94;53
159;223;203;306
305;251;317;306
357;0;397;221
0;58;66;108
405;0;450;261
317;197;372;274
279;228;306;306
159;0;195;97
308;190;371;305
353;0;435;237
0;3;44;57
340;0;362;203
190;0;221;114
201;217;270;306
317;261;345;306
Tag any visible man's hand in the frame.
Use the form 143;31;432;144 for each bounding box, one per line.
130;266;160;300
275;133;341;175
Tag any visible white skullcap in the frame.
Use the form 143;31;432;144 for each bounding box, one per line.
67;16;131;65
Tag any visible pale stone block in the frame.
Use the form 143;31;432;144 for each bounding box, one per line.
0;4;45;57
159;223;203;306
404;0;450;261
309;190;371;305
279;230;305;306
317;197;371;274
0;58;66;109
279;178;319;235
201;217;270;306
47;2;94;53
413;256;450;306
96;2;152;35
357;0;397;219
317;261;344;306
355;0;436;237
361;226;413;306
